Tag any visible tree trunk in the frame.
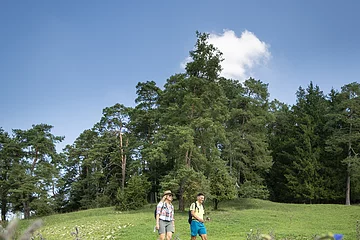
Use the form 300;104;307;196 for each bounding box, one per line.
179;195;185;212
31;149;38;173
185;150;192;168
122;155;126;190
24;201;30;219
346;122;352;206
229;145;232;174
345;165;351;205
178;181;185;211
214;198;219;210
1;198;7;221
119;130;127;191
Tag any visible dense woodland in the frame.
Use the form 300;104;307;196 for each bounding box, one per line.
1;32;360;221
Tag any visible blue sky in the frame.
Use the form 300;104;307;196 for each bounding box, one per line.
1;0;359;151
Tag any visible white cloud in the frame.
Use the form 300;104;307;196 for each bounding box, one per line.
180;56;192;70
181;29;271;80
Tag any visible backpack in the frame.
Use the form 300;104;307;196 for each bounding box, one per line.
188;202;204;224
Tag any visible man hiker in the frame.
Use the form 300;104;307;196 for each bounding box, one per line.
189;193;207;240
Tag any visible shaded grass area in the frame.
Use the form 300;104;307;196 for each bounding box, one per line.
17;199;359;240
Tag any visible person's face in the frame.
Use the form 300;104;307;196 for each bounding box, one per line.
166;194;173;201
197;195;205;203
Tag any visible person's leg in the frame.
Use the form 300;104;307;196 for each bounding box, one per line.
190;221;198;240
166;232;173;240
166;222;174;240
200;234;207;240
198;223;207;240
158;220;166;240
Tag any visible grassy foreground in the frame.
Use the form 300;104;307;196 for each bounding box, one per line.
18;198;359;240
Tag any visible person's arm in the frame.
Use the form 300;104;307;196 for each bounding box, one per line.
172;206;175;228
155;203;163;230
156;214;160;229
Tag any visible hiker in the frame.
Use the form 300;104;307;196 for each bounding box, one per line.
155;190;175;240
189;193;207;240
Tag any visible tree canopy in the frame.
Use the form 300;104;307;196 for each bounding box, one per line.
1;32;359;219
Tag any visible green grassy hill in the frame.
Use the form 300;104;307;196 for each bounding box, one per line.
18;199;359;240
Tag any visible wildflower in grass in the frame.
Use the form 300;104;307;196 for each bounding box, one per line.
316;233;343;240
333;234;343;240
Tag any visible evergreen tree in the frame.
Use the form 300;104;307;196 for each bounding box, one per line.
325;82;360;204
11;124;63;218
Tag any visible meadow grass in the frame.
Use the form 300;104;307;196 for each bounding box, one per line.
17;198;359;240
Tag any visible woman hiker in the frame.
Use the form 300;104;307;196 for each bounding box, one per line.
155;190;175;240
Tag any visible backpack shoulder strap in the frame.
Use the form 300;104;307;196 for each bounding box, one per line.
194;202;198;211
157;201;165;213
194;202;204;212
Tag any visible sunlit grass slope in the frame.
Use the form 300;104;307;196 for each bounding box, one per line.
19;198;359;240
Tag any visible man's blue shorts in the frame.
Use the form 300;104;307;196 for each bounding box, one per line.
190;220;207;237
